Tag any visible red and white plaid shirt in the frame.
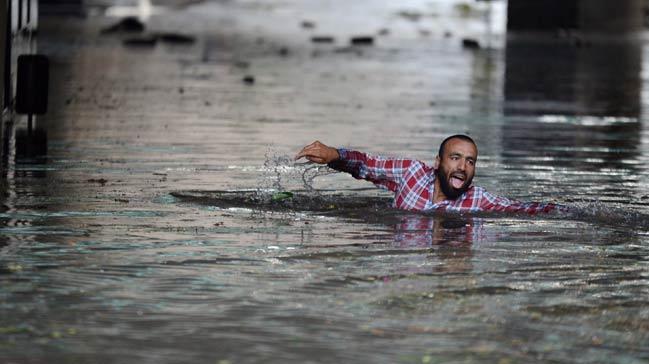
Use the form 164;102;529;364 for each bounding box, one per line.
328;149;563;214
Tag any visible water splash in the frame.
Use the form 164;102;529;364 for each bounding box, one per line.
298;162;337;192
259;147;337;197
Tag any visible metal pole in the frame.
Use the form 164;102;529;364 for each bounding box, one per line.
4;0;11;109
0;0;6;111
17;0;22;30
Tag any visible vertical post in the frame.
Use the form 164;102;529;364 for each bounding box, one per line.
3;0;11;109
26;0;30;25
507;0;578;31
508;0;644;33
17;0;22;30
0;0;6;111
578;0;644;33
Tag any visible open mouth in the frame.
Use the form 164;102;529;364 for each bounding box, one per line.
450;173;466;189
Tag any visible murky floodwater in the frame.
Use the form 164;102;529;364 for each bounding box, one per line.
1;1;649;363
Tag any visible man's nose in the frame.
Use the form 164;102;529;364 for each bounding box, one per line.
457;161;466;171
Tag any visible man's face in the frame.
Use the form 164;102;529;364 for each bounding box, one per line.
435;138;478;199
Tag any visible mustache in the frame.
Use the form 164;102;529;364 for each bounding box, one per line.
450;171;467;180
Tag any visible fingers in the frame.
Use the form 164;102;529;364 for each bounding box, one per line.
294;142;335;165
295;149;325;163
306;156;326;164
294;140;324;161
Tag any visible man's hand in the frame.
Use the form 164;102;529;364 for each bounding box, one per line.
295;140;340;164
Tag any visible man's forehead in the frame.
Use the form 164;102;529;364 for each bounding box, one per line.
444;138;478;157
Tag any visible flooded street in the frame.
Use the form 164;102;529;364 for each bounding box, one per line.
1;1;649;363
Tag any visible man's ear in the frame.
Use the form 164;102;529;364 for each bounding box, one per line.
434;155;440;169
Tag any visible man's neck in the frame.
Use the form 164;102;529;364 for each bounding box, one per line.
432;178;448;203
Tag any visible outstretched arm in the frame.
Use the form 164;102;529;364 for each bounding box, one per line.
479;189;568;214
295;141;429;192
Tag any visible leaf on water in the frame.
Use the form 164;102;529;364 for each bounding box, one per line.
271;191;293;201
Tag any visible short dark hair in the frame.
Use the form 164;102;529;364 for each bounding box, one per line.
438;134;477;157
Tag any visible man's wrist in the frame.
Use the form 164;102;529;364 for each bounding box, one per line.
331;148;341;162
335;148;348;161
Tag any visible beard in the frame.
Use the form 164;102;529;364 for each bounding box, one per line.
436;165;473;200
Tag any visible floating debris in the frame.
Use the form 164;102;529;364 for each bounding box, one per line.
243;75;255;85
271;191;293;202
101;16;145;34
350;36;374;46
378;28;390;36
461;38;480;49
301;20;316;29
233;60;250;69
87;178;108;185
311;36;335;44
157;33;196;44
397;10;423;22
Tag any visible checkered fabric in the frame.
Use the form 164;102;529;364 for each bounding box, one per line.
328;148;562;214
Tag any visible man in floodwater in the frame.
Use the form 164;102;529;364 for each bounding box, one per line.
295;134;562;214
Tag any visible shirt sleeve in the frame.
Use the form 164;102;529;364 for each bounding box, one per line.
478;189;568;215
327;148;426;192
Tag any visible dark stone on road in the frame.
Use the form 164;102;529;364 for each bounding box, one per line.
87;178;108;185
278;47;290;56
350;36;374;46
301;20;315;29
101;16;145;34
311;36;335;43
157;33;196;44
461;38;480;49
243;75;255;85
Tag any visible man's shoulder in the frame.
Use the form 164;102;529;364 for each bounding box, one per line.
409;159;433;169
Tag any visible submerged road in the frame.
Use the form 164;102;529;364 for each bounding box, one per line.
1;1;648;363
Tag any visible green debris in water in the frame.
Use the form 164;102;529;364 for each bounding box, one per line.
7;263;23;272
271;191;293;202
0;326;33;335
